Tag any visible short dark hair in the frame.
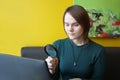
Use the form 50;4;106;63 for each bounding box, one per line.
63;5;90;40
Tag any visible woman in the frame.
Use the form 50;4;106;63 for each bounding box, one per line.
45;5;106;80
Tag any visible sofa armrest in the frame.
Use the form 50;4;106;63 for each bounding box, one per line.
0;54;51;80
21;46;48;60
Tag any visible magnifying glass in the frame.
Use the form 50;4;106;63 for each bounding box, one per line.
44;44;57;57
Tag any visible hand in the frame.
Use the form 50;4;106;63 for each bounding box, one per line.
69;78;82;80
45;56;58;74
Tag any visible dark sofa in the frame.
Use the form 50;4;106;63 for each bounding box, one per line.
21;46;120;80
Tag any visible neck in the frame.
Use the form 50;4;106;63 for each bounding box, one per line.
72;38;88;46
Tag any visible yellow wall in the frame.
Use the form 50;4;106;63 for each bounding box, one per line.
0;0;120;56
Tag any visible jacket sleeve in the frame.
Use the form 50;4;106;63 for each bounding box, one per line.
82;47;106;80
91;47;106;80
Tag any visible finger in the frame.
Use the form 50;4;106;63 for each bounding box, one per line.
45;56;53;63
47;62;52;67
46;56;53;61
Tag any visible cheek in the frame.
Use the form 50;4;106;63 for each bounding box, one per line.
76;28;84;36
75;27;83;33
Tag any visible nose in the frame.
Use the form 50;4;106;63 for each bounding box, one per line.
68;25;74;32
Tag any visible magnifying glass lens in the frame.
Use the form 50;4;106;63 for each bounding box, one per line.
45;44;57;57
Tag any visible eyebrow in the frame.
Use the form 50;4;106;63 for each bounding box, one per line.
65;22;79;25
64;21;78;24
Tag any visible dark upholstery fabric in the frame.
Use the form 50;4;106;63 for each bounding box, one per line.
21;46;48;60
104;47;120;80
0;54;51;80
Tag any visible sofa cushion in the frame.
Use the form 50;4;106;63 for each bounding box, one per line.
104;47;120;80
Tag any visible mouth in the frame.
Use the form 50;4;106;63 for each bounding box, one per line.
68;33;75;36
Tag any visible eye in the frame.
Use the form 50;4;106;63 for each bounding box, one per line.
73;23;79;27
64;23;69;27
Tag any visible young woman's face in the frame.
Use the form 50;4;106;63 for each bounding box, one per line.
64;13;83;40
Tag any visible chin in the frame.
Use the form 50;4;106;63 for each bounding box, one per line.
69;37;76;40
